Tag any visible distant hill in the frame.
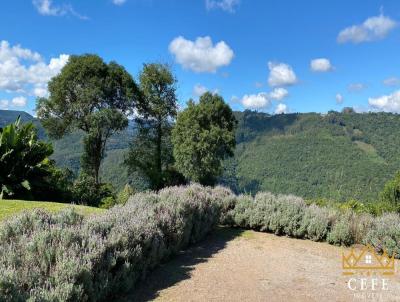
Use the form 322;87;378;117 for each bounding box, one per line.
221;110;400;201
2;109;400;201
0;110;36;126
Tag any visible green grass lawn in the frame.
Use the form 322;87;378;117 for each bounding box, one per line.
0;199;105;222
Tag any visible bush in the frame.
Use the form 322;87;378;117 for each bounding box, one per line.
364;213;400;258
298;205;332;241
0;184;223;301
3;184;400;301
116;184;135;206
380;171;400;207
73;173;116;207
0;118;73;201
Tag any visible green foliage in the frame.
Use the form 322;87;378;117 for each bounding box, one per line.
37;54;140;184
126;63;180;190
8;109;400;200
223;110;400;201
172;93;237;185
116;184;135;205
0;118;71;201
72;173;115;207
380;171;400;206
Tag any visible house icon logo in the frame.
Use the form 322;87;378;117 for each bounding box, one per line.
342;244;395;276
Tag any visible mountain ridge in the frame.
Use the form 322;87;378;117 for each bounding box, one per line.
2;109;399;201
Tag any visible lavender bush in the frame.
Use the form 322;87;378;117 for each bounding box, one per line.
0;184;223;301
2;184;400;301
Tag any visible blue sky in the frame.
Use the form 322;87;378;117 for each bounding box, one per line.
1;0;400;115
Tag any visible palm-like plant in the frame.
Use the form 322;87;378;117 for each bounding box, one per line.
0;117;53;199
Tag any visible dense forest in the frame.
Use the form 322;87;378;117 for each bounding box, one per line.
2;109;400;201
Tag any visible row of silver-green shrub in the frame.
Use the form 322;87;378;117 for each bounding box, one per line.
220;191;400;258
1;185;400;301
0;184;225;301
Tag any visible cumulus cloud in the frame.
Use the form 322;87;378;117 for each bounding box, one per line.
275;103;288;114
205;0;239;13
0;40;69;103
169;36;234;73
240;93;271;110
239;87;289;110
268;62;297;87
336;93;344;104
348;83;366;92
383;77;400;87
337;13;397;44
32;0;88;19
11;96;27;107
193;84;219;97
369;90;400;113
269;87;288;101
310;58;333;72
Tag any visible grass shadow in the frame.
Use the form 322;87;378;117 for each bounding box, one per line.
121;227;244;302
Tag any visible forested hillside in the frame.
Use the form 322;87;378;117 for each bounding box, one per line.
223;110;400;201
3;109;400;201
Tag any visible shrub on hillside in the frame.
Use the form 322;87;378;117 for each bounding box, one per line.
4;184;400;301
364;213;400;258
116;184;135;205
73;173;116;207
326;212;354;246
380;172;400;207
0;184;223;301
298;205;332;241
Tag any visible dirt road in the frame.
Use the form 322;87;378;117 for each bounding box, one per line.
128;228;400;302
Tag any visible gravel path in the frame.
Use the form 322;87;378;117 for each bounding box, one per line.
128;228;400;302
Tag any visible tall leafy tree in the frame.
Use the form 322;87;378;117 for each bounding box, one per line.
125;63;180;190
172;92;237;185
37;54;140;184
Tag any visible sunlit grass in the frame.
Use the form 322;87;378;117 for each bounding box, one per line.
0;199;104;221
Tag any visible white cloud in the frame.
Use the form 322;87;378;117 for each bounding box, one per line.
268;62;297;87
0;40;69;101
336;93;344;104
337;13;397;44
269;87;288;101
205;0;239;13
0;100;8;110
113;0;127;5
193;84;219;97
310;58;333;72
348;83;366;92
240;93;271;110
193;84;208;97
169;36;234;73
369;90;400;113
11;96;27;107
383;77;400;87
275;103;288;114
33;0;61;16
32;0;88;19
